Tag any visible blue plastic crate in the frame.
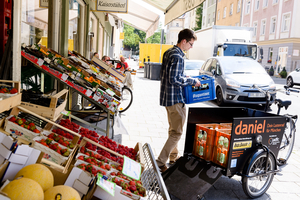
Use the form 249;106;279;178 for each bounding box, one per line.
183;75;216;104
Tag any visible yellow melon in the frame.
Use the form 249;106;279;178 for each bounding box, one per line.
14;163;54;191
44;185;81;200
2;177;44;200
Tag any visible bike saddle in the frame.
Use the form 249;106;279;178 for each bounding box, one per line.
275;99;291;109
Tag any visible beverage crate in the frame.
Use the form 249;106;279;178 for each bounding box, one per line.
193;123;231;161
20;89;68;121
183;75;216;104
212;129;232;168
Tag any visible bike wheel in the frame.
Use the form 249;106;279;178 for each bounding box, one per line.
277;118;295;166
119;86;133;113
242;152;275;199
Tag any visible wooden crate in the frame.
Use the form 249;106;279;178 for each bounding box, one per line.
20;89;68;121
0;80;21;113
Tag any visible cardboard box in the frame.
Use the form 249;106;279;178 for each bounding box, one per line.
64;167;94;195
0;144;11;160
1;136;15;150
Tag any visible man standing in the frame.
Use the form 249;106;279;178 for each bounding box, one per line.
157;29;201;173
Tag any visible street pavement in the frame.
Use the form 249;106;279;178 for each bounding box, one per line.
118;61;300;200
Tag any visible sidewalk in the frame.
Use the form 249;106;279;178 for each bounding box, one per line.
119;68;300;200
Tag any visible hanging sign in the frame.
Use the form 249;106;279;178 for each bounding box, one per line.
94;0;128;13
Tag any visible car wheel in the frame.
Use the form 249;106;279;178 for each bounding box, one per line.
216;87;224;106
287;77;294;87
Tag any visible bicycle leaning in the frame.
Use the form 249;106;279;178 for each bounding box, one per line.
253;84;299;166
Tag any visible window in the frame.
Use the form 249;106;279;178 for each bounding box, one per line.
268;48;273;63
212;12;215;24
253;22;258;36
223;7;227;18
217;10;220;20
230;4;233;15
263;0;268;7
208;14;210;24
270;17;276;33
255;0;260;10
246;1;251;14
261;19;266;35
235;22;239;26
176;23;179;27
282;13;291;32
273;0;278;4
203;16;205;26
237;0;241;13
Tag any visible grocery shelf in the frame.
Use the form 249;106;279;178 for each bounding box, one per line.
21;50;112;137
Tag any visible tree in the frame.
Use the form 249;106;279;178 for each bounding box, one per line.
192;4;203;31
123;24;141;51
146;30;165;44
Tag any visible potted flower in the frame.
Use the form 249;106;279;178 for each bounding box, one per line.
267;60;272;63
268;66;274;76
279;67;287;78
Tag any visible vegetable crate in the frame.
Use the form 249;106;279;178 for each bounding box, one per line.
0;80;21;113
183;75;216;104
20;89;68;121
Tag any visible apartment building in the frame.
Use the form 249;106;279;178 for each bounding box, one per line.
165;17;185;45
242;0;300;73
216;0;242;26
202;0;216;29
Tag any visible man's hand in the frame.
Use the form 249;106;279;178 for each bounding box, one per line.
195;80;201;87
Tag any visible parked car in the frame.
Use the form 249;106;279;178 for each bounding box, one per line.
286;68;300;87
184;60;205;77
199;57;276;106
131;55;139;61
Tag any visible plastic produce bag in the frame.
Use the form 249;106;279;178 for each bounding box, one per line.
113;115;129;135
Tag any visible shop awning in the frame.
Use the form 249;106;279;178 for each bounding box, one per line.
142;0;205;25
108;0;160;38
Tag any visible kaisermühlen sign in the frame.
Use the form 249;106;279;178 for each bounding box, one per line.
95;0;128;13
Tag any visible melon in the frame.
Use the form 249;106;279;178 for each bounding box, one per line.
14;163;54;191
44;185;81;200
2;177;44;200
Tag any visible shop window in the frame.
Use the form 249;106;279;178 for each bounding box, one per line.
268;48;273;63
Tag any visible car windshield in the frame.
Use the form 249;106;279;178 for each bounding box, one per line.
221;59;266;74
223;44;257;60
185;61;205;70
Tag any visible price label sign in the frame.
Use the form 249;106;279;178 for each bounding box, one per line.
96;174;115;196
37;58;44;66
60;110;71;116
61;73;68;81
122;156;141;180
85;89;92;97
93;94;100;101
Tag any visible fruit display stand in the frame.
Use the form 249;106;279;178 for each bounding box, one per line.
0;80;21;113
20;89;68;121
7;106;81;169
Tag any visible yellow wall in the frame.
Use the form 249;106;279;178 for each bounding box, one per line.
216;0;241;26
39;36;74;51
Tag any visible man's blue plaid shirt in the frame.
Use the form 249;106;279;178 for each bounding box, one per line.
160;46;197;107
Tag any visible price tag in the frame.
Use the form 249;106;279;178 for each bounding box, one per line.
85;89;92;97
96;174;115;196
60;110;71;116
105;88;115;97
61;73;68;81
93;94;100;101
122;156;141;181
37;58;44;66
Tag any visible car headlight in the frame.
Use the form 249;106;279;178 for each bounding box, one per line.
269;82;276;90
225;78;240;88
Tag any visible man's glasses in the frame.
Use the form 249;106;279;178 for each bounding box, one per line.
188;42;194;47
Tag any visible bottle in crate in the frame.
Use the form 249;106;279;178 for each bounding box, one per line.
212;129;231;167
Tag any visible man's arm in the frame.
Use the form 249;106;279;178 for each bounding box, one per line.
168;57;199;87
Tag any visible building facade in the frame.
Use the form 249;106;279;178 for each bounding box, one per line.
165;17;185;45
202;0;216;29
242;0;300;74
216;0;242;26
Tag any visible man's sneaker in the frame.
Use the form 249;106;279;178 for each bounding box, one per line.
169;156;180;165
159;165;168;173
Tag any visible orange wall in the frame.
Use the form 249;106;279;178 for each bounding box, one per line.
216;0;242;26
